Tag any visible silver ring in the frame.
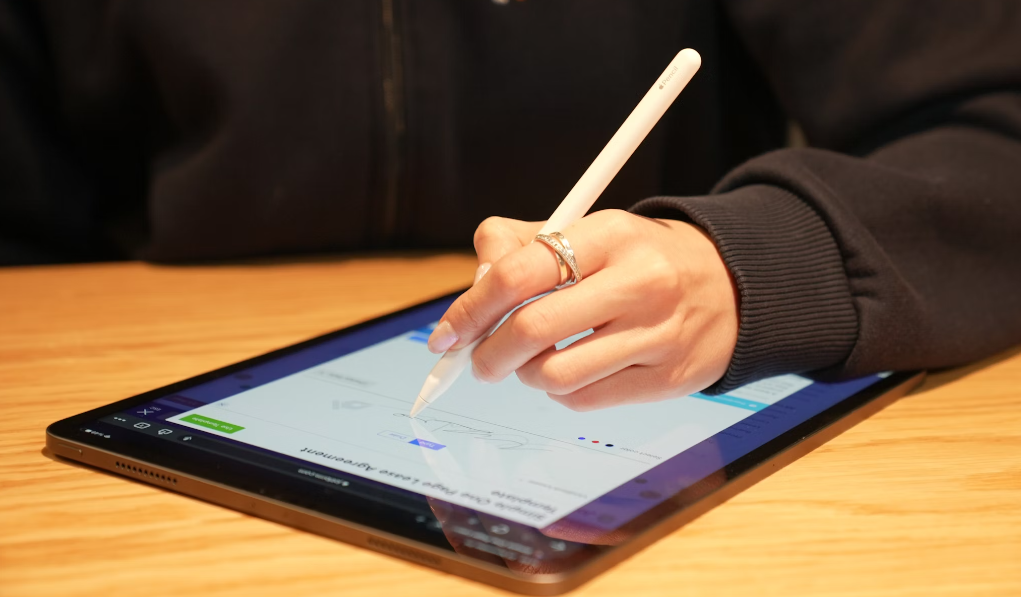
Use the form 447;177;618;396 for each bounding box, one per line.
534;234;571;287
534;232;583;289
549;232;582;286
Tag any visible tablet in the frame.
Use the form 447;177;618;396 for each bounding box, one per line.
47;290;922;595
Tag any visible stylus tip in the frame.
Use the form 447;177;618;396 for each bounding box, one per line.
409;397;428;418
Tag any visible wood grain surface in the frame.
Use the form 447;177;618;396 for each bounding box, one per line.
1;256;1019;597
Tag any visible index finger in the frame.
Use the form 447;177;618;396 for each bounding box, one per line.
437;217;612;351
473;217;544;268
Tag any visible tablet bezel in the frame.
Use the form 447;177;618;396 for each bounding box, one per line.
46;289;924;595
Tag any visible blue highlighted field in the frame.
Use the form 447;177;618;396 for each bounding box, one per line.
407;325;435;344
691;393;769;412
409;438;446;450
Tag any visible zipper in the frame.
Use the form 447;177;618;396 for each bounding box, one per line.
379;0;406;245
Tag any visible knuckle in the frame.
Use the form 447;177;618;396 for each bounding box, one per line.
643;253;682;295
451;296;488;334
514;365;541;389
515;361;548;391
518;355;580;395
509;308;555;349
538;363;578;396
489;255;530;295
549;390;592;412
471;351;501;382
473;216;509;251
590;208;625;224
592;209;635;238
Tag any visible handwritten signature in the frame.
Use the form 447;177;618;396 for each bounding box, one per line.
393;413;567;452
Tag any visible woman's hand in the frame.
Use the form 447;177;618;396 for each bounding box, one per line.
427;209;739;411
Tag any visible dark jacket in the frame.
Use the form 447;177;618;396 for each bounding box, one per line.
2;0;1019;391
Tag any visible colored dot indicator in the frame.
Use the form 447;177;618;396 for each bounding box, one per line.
577;437;614;447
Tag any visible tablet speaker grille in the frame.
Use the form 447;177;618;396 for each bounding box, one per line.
366;537;442;567
115;461;178;485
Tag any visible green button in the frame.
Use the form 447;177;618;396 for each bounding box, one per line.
181;414;245;434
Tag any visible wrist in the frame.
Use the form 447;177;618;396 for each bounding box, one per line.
632;185;858;392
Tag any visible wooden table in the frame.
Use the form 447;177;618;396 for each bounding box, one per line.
1;256;1019;597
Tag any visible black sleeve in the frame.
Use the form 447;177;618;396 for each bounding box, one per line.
633;0;1021;392
0;0;111;264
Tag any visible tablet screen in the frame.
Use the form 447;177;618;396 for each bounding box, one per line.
81;293;888;568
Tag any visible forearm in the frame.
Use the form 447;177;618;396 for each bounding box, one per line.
633;0;1021;391
636;91;1021;390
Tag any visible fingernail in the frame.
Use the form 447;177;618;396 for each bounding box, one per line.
427;321;459;354
473;262;492;285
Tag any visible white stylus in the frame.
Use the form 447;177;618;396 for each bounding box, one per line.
410;48;701;417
